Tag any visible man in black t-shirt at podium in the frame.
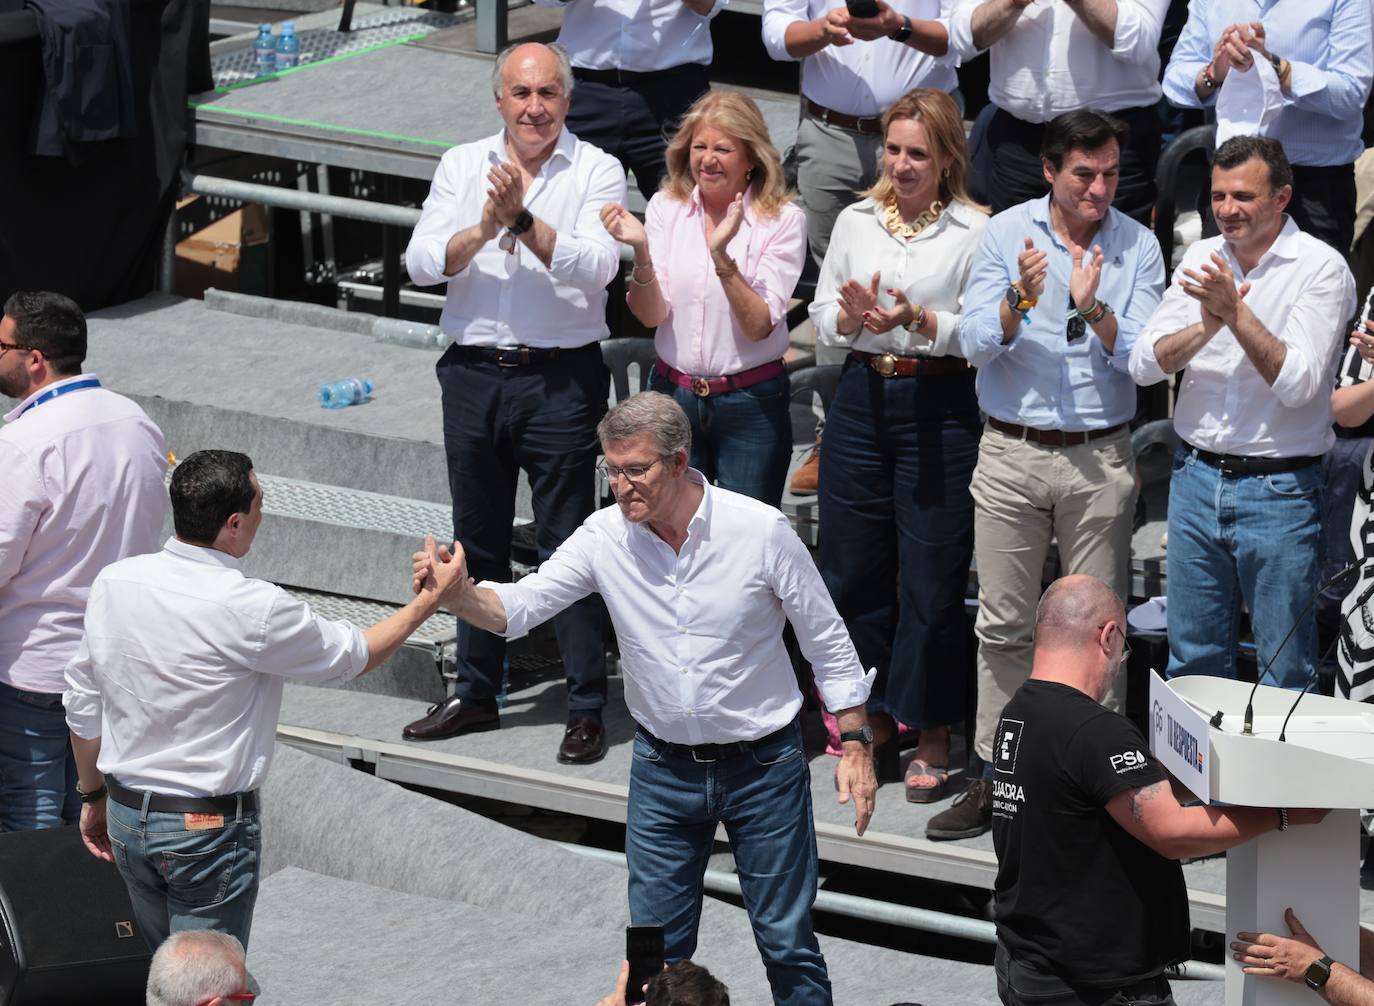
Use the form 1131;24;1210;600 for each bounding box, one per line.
990;575;1329;1006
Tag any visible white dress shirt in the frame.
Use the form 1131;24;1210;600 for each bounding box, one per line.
484;471;874;745
762;0;959;114
405;127;628;347
810;197;988;357
533;0;723;71
1131;218;1356;457
0;376;167;695
949;0;1167;122
64;538;369;797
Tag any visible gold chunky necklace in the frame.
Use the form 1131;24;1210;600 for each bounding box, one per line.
882;196;943;240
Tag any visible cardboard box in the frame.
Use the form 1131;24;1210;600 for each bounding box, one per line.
175;196;270;299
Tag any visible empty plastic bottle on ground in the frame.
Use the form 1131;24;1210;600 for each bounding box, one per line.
319;378;372;408
275;22;300;70
254;24;275;75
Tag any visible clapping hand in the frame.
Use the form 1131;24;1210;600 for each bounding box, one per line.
600;203;648;252
707;194;745;258
1210;23;1253;82
864;288;919;334
1017;237;1048;301
838;271;881;328
1181;252;1249;335
1067;238;1104;313
487;160;526;229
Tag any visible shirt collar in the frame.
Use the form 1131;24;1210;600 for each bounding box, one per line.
1243;214;1303;264
628;468;712;545
1028;195;1117;250
164;536;243;571
493;127;577;172
3;373;101;424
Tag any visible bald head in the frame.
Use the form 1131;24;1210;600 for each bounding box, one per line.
1035;575;1125;650
491;42;573;100
146;930;247;1006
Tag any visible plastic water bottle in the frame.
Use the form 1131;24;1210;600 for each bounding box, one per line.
275;22;300;71
253;24;275;76
319;378;372;409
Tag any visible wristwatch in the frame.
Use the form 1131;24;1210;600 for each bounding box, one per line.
1006;282;1036;314
508;209;535;236
76;780;107;804
1305;955;1334;991
1267;51;1283;74
889;14;913;42
839;725;875;746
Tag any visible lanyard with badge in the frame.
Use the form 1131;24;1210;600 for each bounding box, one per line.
14;377;101;418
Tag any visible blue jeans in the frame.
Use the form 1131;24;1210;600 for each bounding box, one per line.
1165;448;1322;688
817;360;980;726
107;791;262;952
0;683;79;832
626;721;830;1006
649;369;792;508
1317;437;1372;630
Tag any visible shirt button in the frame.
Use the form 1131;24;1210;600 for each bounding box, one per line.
679;666;688;674
679;627;687;634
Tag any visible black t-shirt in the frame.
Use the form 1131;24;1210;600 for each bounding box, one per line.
990;679;1191;986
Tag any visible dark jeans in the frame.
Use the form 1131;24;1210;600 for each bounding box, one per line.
567;66;710;200
817;360;980;727
107;790;261;952
1198;162;1356;255
0;682;79;832
436;342;608;713
1318;436;1372;632
986;105;1162;226
996;943;1176;1006
627;721;830;1006
648;369;792;507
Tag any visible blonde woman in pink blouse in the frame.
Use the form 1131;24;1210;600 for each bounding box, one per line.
601;89;807;506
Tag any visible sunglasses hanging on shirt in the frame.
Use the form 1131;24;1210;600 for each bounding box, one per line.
1066;297;1087;343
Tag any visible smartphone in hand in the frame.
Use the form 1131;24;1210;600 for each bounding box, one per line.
625;925;665;1006
846;0;882;17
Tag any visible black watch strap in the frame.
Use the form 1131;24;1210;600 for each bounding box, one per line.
76;781;107;804
509;209;535;236
1306;955;1334;990
889;14;913;42
839;726;874;745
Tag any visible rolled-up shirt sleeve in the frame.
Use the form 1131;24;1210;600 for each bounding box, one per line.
947;0;982;62
405;149;470;287
63;630;102;741
808;209;855;347
1095;229;1163;372
764;515;874;712
1161;7;1215;108
1270;259;1357;408
1130;268;1195;385
482;524;600;639
748;204;808;329
255;589;369;683
548;155;629;292
1110;0;1168;65
1283;0;1373;120
643;193;675;318
761;0;808;61
958;223;1015;366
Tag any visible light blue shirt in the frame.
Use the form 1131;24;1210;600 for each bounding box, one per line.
958;196;1165;431
1162;0;1373;166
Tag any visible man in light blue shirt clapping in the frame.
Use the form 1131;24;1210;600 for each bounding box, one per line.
926;110;1165;843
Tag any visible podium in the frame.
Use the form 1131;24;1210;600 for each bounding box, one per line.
1152;674;1374;1006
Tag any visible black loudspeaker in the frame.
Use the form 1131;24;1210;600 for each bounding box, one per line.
0;826;149;1005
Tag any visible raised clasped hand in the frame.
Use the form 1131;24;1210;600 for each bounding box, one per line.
1067;238;1104;313
599;203;647;251
1181;252;1249;335
486;160;526;230
838;271;881;330
412;535;470;608
708;194;745;257
1017;237;1048;301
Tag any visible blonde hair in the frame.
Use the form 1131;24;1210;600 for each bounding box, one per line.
863;88;980;211
661;90;792;218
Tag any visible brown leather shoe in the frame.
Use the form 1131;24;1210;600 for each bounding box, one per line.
401;695;499;741
557;716;606;764
789;435;820;495
925;777;993;841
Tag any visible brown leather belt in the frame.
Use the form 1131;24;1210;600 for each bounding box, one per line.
850;350;969;378
989;417;1127;448
805;98;883;135
654;358;785;398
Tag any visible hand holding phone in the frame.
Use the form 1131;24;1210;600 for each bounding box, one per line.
625;925;665;1006
846;0;881;17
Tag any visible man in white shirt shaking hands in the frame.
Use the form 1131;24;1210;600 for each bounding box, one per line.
64;450;469;952
413;392;878;1006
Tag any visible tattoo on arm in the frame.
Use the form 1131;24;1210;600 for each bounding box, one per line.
1131;781;1165;824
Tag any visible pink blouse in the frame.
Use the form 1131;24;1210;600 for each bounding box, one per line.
641;187;808;377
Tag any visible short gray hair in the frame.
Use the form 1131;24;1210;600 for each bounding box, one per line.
146;930;247;1006
491;42;573;100
597;391;692;458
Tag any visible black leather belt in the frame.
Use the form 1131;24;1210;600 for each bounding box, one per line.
638;721;794;763
1186;442;1321;476
572;63;705;86
107;776;259;815
463;345;567;367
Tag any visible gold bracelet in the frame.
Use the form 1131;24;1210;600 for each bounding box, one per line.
714;258;739;279
630;263;656;287
905;304;928;333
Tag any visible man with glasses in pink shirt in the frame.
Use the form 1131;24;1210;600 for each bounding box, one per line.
0;290;167;833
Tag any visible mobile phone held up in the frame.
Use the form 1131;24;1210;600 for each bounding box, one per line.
626;925;665;1006
846;0;881;17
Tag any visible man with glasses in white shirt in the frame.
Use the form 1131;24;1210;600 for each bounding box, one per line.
412;392;877;1006
532;0;718;199
64;450;468;951
948;0;1169;224
403;41;627;763
1131;135;1356;689
0;291;167;834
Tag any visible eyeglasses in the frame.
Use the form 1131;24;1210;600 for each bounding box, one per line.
195;994;254;1005
0;341;35;356
597;458;663;483
1099;622;1131;664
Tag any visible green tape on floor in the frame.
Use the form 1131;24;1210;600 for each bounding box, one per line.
187;101;455;148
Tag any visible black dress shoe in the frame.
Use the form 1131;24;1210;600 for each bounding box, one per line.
401;696;499;741
557;716;606;764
